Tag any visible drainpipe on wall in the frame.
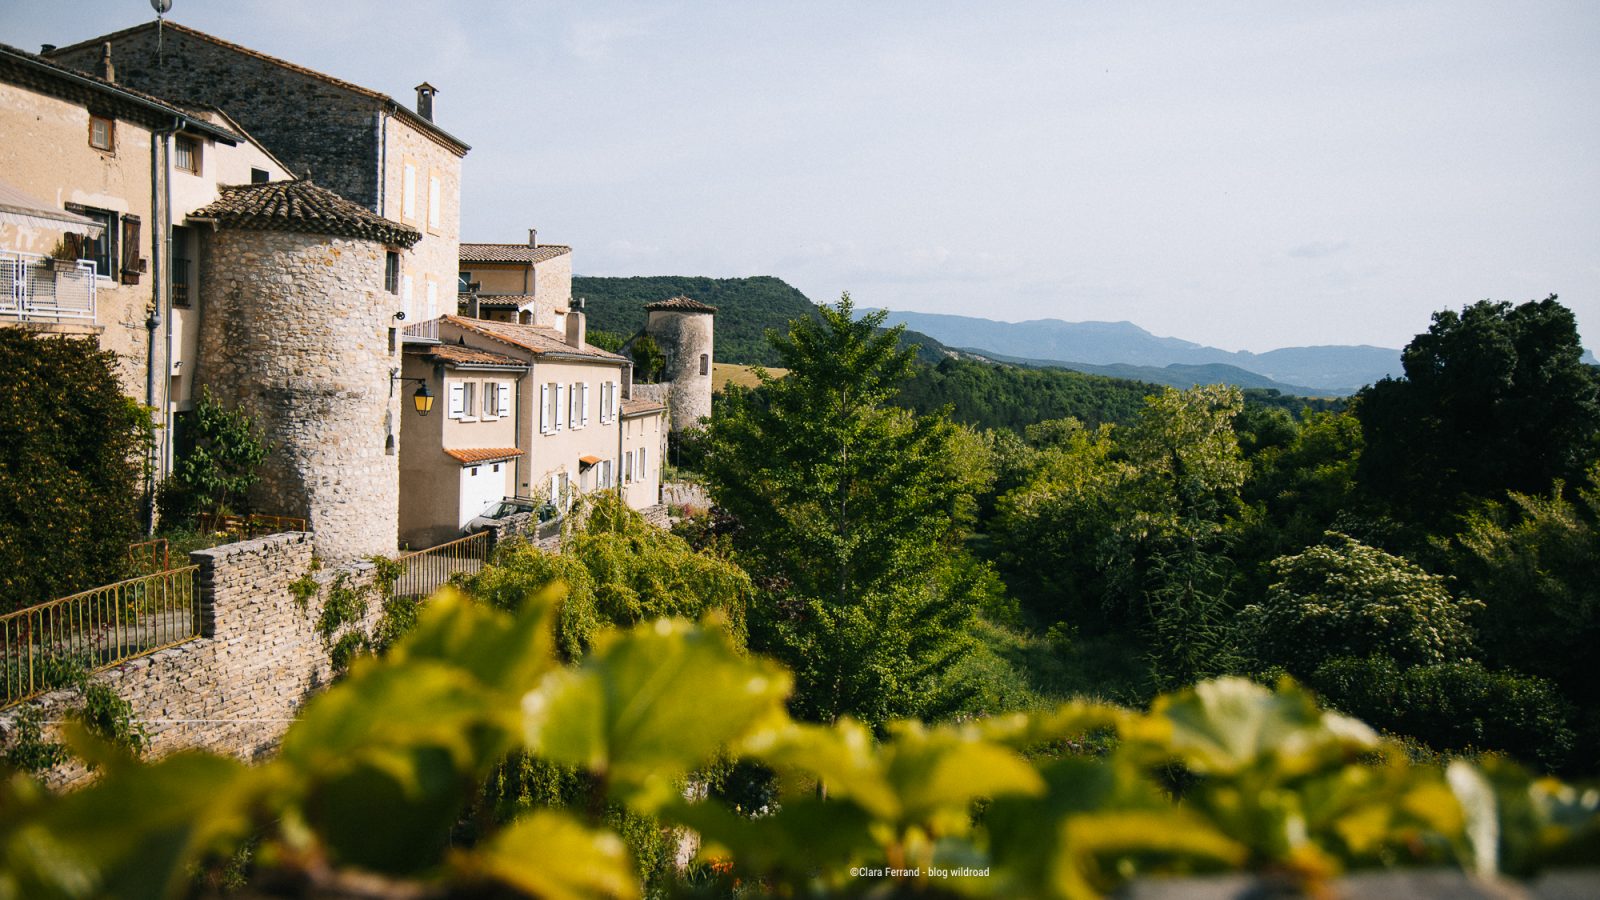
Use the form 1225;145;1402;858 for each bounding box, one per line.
145;124;172;534
160;124;176;490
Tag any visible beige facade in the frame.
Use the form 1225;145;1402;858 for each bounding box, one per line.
458;240;572;326
397;344;526;548
384;115;463;334
620;401;667;509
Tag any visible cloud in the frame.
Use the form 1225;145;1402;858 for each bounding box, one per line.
1287;240;1352;260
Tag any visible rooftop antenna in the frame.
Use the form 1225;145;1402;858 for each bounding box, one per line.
150;0;172;64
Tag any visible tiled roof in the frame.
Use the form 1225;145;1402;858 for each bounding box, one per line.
621;398;666;416
459;243;572;264
444;447;522;465
189;179;421;247
45;22;469;155
0;42;240;142
443;315;627;362
406;343;527;368
459;294;532;310
645;296;717;313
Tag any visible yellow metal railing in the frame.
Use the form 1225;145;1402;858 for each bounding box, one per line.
126;537;171;577
392;531;491;600
1;566;200;708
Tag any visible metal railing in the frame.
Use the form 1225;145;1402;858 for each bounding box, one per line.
2;566;201;708
195;512;308;542
126;538;171;577
0;250;97;323
391;530;491;601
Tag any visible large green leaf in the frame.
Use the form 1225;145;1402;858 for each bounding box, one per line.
522;618;790;809
1149;677;1377;776
461;810;639;900
387;586;557;695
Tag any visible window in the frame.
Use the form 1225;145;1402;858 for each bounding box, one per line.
568;382;581;429
171;225;192;307
700;353;710;376
385;251;400;294
541;382;564;433
462;382;477;419
88;115;114;151
428;172;441;230
174;135;200;174
66;205;116;278
580;383;590;426
458;270;472;292
639;446;647;479
469;466;480;477
483;381;501;418
250;167;270;184
599;381;614;424
624;450;634;483
402;162;417;220
599;460;613;489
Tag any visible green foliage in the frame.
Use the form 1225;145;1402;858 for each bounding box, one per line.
165;387;269;521
0;330;149;613
77;681;149;761
1307;656;1575;771
575;274;822;367
895;355;1153;432
464;492;752;661
704;295;991;726
1241;533;1481;673
1;582;1596;899
1356;295;1600;524
627;333;666;383
0;707;68;774
585;329;627;353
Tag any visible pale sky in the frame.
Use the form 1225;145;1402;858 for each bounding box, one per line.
10;1;1598;352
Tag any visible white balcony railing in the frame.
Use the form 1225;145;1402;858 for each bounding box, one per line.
401;315;440;343
0;251;97;324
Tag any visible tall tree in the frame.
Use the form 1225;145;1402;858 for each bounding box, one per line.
1356;296;1600;523
703;295;989;725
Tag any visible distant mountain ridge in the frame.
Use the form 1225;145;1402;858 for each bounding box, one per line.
960;349;1341;396
879;310;1403;394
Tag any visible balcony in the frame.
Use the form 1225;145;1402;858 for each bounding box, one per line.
402;316;440;343
0;251;96;324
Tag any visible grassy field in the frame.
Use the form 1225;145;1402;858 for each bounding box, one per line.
712;363;788;392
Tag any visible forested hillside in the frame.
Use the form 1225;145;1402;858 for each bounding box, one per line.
573;275;819;366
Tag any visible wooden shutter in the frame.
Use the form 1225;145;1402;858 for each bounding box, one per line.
119;216;142;284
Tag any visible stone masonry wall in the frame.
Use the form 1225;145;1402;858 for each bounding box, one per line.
195;228;398;561
645;310;714;432
0;533;382;791
51;28;383;209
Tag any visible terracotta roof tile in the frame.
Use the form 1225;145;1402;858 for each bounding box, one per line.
444;447;523;465
458;293;532;310
460;243;572;264
621;398;666;416
443;315;627;362
189;179;420;247
645;295;717;313
407;343;527;368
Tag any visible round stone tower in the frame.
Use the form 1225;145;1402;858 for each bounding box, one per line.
190;179;421;562
644;296;716;432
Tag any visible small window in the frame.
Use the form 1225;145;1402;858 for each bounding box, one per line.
66;205;116;278
462;382;477;419
483;382;499;418
174;135;200;174
492;463;501;473
700;353;709;376
469;466;479;477
171;224;192;307
458;270;472;292
385;251;400;294
89;115;114;151
250;167;269;184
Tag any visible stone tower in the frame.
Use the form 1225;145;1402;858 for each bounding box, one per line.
644;296;716;432
189;179;421;562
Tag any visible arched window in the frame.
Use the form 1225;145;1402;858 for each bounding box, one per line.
699;353;709;376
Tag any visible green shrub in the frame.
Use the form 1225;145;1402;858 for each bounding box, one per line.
0;330;149;613
1309;655;1575;771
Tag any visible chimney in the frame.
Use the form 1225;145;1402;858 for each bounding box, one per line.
99;43;115;82
527;228;538;248
565;305;586;348
40;44;56;54
414;82;437;121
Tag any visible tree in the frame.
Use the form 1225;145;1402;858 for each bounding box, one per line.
1356;296;1600;523
703;295;989;725
628;334;666;383
166;387;269;520
0;331;149;612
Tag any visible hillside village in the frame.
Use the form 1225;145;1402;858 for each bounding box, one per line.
1;20;712;560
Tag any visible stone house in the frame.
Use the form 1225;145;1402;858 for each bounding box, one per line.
0;40;292;481
45;21;468;345
458;233;572;325
397;342;530;548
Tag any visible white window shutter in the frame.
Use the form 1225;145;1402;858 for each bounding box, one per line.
581;383;590;426
403;163;417;219
640;446;647;477
569;382;579;428
555;384;565;430
498;383;511;419
448;383;465;418
539;384;550;432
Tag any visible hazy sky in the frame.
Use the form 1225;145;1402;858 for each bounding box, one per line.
10;1;1598;352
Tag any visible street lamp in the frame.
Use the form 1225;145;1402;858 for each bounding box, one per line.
390;371;435;416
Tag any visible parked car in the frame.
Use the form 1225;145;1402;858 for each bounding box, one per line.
462;496;551;534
